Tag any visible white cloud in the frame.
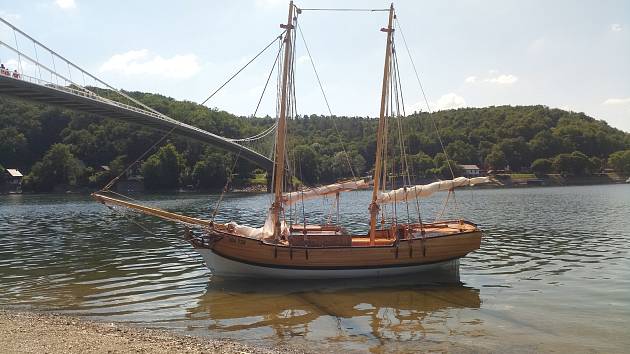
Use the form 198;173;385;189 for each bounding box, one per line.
485;74;518;84
55;0;76;9
603;97;630;105
99;49;201;79
464;72;518;85
407;93;467;112
611;24;622;32
433;93;466;110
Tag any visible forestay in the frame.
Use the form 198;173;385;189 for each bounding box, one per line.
376;177;490;204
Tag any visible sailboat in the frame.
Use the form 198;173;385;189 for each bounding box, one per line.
93;2;490;279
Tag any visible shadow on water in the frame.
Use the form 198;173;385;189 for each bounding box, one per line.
183;265;481;349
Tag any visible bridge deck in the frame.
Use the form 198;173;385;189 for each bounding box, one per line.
0;74;273;170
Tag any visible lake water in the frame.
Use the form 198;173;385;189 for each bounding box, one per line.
1;185;629;353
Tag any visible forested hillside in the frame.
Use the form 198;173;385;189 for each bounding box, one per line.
1;92;629;192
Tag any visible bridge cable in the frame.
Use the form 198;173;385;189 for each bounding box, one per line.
200;31;286;106
0;16;171;120
12;28;23;74
224;39;284;143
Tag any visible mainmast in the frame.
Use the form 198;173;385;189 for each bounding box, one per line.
369;3;395;245
272;1;295;238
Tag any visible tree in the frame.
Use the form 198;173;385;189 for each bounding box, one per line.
552;151;590;176
25;143;84;192
331;151;365;181
528;130;564;158
495;137;531;170
531;158;553;176
485;147;507;170
141;143;186;190
192;149;228;189
588;156;603;174
408;152;434;179
0;127;27;168
293;145;320;185
446;140;477;164
608;150;630;175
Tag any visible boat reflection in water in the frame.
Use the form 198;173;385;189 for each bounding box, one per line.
188;261;481;349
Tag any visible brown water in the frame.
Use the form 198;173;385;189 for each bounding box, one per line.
1;185;629;353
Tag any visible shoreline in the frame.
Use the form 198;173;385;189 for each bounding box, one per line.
0;309;305;354
2;178;627;196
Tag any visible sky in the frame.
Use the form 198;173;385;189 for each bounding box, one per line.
0;0;629;132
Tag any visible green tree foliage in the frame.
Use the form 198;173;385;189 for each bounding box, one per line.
408;152;434;178
142;143;186;190
0;127;27;167
192;149;229;189
2;92;629;191
552;151;591;176
293;145;321;184
608;150;630;175
25;143;84;192
495;137;531;170
485;147;507;170
531;158;553;176
445;140;476;164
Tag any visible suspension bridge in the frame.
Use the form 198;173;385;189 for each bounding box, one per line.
0;17;274;171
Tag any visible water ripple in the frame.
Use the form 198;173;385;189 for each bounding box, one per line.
1;185;629;352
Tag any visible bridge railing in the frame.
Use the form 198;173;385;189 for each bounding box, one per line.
0;16;177;122
0;15;274;167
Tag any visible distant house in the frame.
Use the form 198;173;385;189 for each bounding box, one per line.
459;164;481;178
2;168;23;193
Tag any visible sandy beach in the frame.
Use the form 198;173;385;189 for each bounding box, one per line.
0;310;305;354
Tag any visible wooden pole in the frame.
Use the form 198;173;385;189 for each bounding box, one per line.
369;3;395;245
272;1;295;238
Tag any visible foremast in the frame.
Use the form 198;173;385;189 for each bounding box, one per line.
369;3;395;245
272;1;296;238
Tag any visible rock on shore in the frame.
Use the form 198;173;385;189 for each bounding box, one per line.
0;310;304;354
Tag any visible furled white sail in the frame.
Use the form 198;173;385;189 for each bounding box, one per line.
376;176;490;204
227;212;289;240
282;179;369;206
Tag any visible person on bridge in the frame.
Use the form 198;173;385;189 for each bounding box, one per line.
0;64;9;76
12;69;20;79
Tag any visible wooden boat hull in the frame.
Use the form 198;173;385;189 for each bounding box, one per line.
189;224;482;279
196;248;463;279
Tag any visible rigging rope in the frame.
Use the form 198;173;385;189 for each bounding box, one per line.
200;32;286;106
395;18;455;180
296;23;356;179
100;127;176;192
253;40;284;118
395;16;464;221
211;151;242;222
